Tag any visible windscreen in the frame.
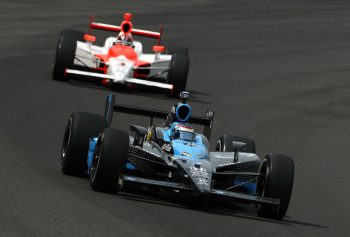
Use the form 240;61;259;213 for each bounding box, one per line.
173;131;196;142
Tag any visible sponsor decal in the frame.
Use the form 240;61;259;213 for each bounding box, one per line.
185;142;197;147
180;151;191;157
146;130;152;141
161;143;172;152
189;166;209;185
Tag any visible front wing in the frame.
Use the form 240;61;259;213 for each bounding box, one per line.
123;156;279;206
122;174;280;206
66;69;173;90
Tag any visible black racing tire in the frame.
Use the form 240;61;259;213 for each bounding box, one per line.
215;135;256;153
90;128;129;193
167;54;190;98
61;112;105;176
166;46;189;56
255;153;294;220
52;29;84;81
59;29;85;41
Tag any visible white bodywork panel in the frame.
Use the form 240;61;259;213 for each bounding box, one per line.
71;39;172;89
66;69;173;89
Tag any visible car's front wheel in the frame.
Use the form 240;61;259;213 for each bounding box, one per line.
255;153;294;220
90;128;129;193
61;112;105;176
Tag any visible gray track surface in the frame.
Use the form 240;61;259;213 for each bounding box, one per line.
0;0;349;236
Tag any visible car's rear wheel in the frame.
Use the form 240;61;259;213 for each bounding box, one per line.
167;54;190;98
59;29;85;40
215;135;256;153
53;29;84;81
61;112;105;176
90;128;129;193
166;46;189;56
255;153;294;220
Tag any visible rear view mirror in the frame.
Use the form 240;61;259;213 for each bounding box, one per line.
84;34;96;43
153;45;165;53
231;141;247;152
232;141;247;163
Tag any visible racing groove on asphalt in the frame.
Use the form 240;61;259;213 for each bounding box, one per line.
0;0;349;236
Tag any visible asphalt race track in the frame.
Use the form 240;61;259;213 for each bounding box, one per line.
1;0;350;236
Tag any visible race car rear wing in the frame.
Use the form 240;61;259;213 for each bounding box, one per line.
90;22;162;39
104;94;214;139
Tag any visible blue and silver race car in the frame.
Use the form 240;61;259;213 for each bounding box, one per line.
60;92;294;220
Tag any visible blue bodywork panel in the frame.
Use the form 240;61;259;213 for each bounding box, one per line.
87;136;135;173
87;137;98;174
162;122;208;160
175;103;192;122
234;180;256;194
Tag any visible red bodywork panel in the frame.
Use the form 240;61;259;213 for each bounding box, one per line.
108;44;138;61
84;34;96;43
94;44;151;78
95;44;138;62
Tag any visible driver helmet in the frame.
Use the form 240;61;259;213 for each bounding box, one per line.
172;124;196;142
116;32;134;46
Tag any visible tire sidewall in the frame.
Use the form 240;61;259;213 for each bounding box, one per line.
61;112;105;176
90;128;129;193
53;29;84;81
256;153;294;219
166;46;189;56
167;54;190;97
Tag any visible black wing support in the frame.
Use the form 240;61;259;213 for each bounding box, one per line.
103;94;214;139
104;94;115;128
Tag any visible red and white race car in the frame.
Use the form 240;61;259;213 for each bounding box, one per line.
52;13;190;97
